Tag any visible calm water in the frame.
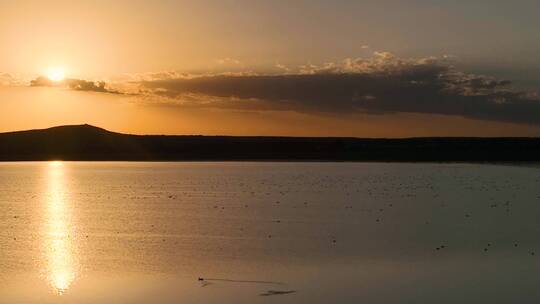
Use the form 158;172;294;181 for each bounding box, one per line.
1;162;540;303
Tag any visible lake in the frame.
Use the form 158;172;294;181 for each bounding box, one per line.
1;162;540;303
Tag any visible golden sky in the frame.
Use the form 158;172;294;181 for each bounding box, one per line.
1;0;540;137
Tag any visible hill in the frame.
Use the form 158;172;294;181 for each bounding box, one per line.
0;124;539;161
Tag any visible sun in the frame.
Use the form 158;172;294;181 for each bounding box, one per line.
46;67;66;82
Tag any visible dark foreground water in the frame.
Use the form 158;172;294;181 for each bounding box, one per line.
1;162;540;303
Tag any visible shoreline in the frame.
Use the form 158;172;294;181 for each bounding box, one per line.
1;159;539;168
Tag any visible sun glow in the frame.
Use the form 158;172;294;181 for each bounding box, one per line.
46;67;66;82
44;161;77;295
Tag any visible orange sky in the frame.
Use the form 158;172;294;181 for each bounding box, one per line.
1;0;539;137
1;86;539;137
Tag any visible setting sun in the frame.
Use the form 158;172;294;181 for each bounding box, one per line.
46;67;66;82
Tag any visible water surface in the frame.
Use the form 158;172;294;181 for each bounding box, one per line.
1;162;540;303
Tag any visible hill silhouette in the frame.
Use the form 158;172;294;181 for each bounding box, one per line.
0;124;540;161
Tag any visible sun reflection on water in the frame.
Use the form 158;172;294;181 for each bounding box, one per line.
44;161;77;295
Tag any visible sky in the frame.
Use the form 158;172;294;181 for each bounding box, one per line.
1;0;540;137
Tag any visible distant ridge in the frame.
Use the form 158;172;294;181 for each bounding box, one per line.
1;124;540;161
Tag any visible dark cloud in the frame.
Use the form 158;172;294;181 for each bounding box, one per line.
30;76;120;94
138;54;540;125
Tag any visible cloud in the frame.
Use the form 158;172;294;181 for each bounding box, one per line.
0;72;24;86
275;62;291;73
0;73;13;86
29;76;56;87
216;57;242;65
136;52;540;125
30;76;120;94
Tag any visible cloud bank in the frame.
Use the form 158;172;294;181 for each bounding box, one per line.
30;76;120;94
14;52;540;125
137;53;540;125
